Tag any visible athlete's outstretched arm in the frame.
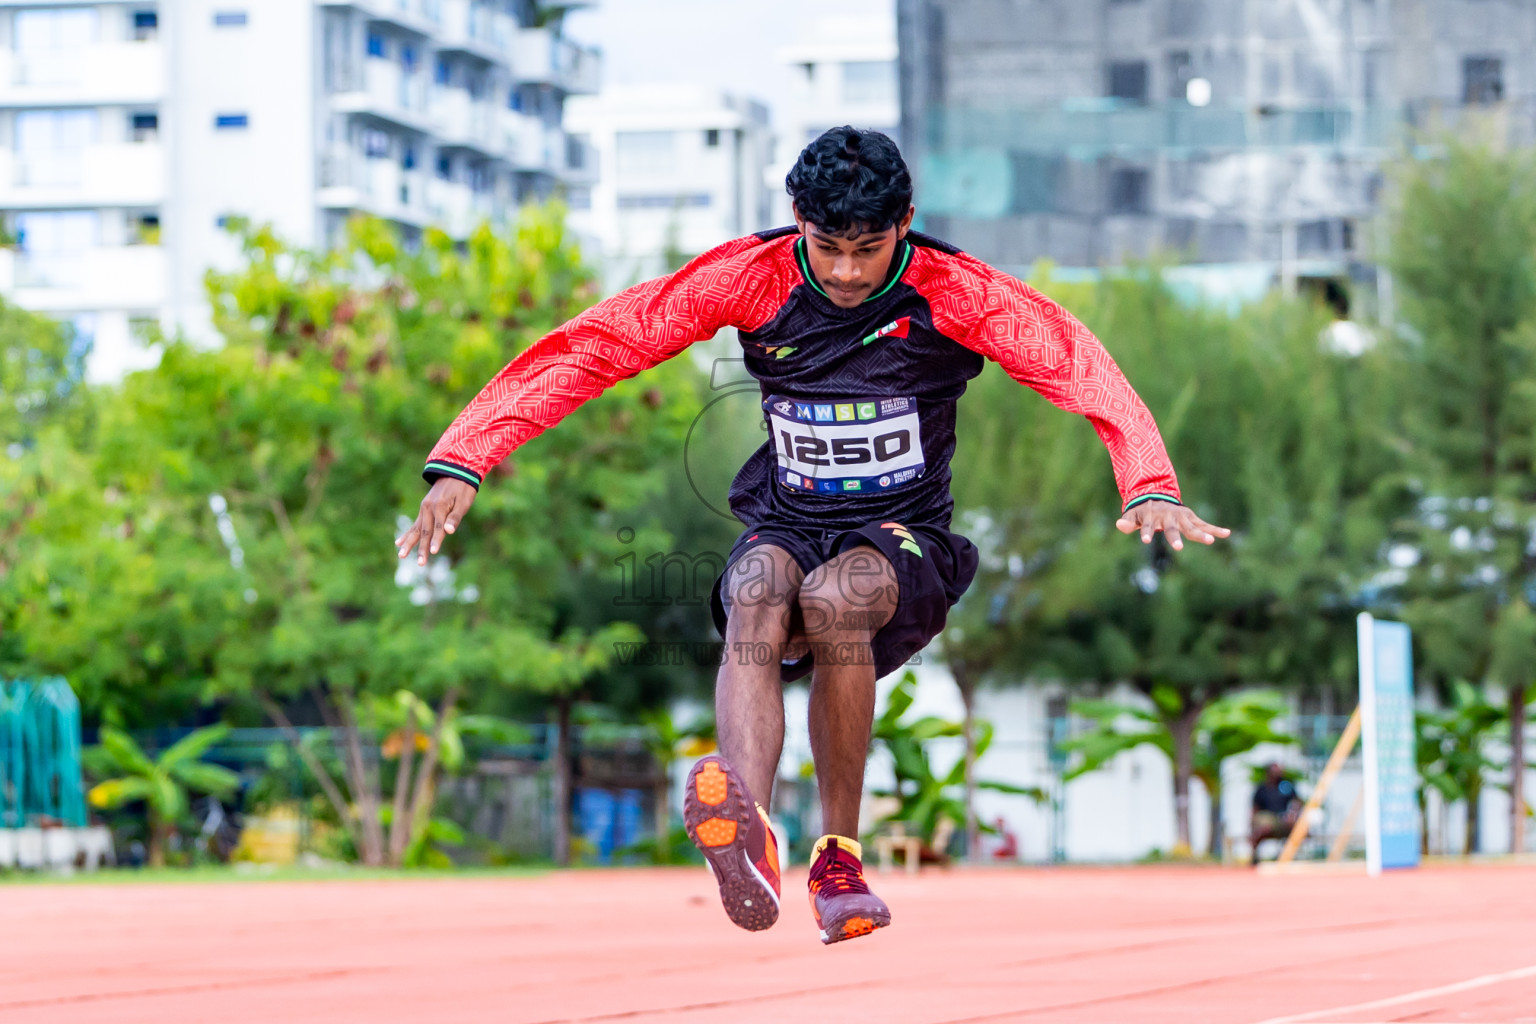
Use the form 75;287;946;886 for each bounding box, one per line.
397;236;790;564
932;259;1228;550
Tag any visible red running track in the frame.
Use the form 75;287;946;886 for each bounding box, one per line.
2;863;1534;1024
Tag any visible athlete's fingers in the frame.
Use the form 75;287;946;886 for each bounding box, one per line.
442;488;475;535
1115;516;1138;534
396;522;420;559
428;505;450;557
1162;523;1185;551
1140;519;1154;544
1182;509;1231;544
415;507;437;566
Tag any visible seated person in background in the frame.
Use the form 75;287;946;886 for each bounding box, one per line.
1250;762;1302;866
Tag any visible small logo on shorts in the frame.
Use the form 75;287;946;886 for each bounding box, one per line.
880;521;923;557
879;475;891;487
787;472;802;486
842;479;861;491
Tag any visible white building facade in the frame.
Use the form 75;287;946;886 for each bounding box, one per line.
770;15;900;225
0;0;598;382
564;84;772;291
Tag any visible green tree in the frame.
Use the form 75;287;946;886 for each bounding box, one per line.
1384;140;1536;853
1063;689;1295;858
869;671;1044;853
951;270;1380;853
6;208;710;865
1415;680;1508;854
85;724;241;866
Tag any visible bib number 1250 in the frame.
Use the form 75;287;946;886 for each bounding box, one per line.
765;395;926;494
777;429;912;467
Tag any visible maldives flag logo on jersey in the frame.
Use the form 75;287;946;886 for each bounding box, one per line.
861;316;911;345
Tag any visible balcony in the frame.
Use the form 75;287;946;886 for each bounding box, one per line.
510;28;598;95
0;244;165;312
331;58;434;134
503;111;559;173
0;142;164;208
316;0;441;37
318;147;431;227
432;88;503;156
0;41;163;107
437;0;513;63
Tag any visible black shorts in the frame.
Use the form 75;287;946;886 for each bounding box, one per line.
708;517;979;684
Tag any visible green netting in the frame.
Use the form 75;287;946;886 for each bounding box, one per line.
0;682;25;827
0;678;85;828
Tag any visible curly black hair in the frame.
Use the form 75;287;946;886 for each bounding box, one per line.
785;127;913;237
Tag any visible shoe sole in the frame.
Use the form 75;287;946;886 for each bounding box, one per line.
683;758;780;932
818;906;892;945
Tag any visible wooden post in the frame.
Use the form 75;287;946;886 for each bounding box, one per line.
1276;707;1361;865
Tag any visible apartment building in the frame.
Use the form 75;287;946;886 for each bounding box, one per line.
769;14;900;225
0;0;598;382
898;0;1536;300
564;84;772;290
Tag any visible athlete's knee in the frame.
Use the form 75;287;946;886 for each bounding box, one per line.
723;543;803;630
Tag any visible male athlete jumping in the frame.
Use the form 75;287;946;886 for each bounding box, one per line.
397;128;1228;944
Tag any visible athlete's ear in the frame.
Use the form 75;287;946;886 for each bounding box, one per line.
896;204;915;239
792;202;808;235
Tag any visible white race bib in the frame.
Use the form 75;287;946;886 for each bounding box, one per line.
764;395;925;496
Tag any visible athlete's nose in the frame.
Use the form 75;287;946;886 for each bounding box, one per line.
829;256;861;288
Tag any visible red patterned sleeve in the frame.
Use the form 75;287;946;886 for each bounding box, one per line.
918;250;1181;510
424;235;793;488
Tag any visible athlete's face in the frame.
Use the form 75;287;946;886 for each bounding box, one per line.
794;205;916;308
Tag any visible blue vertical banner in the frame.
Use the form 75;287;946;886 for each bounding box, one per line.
1358;614;1421;874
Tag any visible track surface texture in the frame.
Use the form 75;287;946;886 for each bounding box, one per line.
3;863;1534;1023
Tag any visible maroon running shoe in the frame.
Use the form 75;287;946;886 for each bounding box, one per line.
808;837;890;944
683;756;781;931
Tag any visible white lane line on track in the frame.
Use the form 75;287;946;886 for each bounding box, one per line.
1250;963;1536;1024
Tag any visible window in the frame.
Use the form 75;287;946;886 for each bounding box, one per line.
615;131;675;176
436;153;453;180
130;112;158;142
402;145;418;170
435;57;452;86
1107;61;1149;104
508;87;524;111
400;44;418;72
704;128;720;147
363;128;391;158
131;213;160;245
132;11;158;41
367;32;386;58
15;8;98;52
1108;167;1150;214
842;61;897;105
1464;56;1504;105
213;11;248;27
214;113;249;129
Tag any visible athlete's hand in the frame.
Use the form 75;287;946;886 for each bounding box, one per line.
1115;500;1229;551
396;478;477;566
